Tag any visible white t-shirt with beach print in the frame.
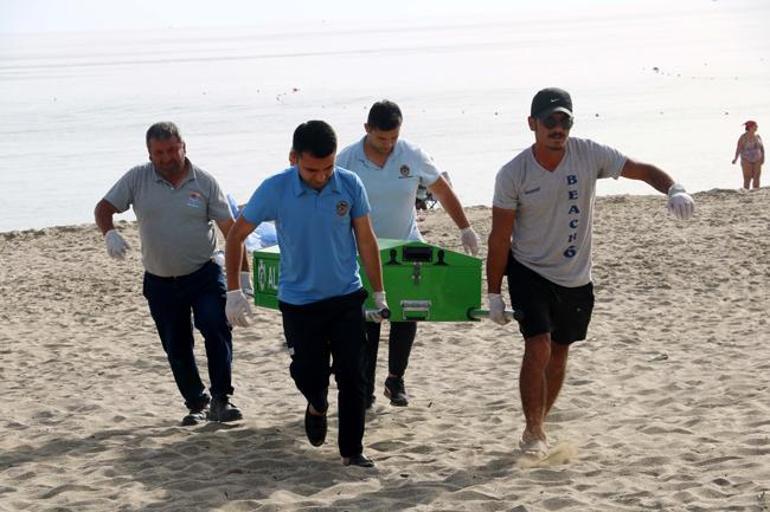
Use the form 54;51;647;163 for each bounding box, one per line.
493;137;626;287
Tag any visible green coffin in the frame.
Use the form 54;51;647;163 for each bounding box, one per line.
252;239;482;322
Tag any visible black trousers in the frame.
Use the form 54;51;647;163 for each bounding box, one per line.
364;321;418;396
279;288;368;458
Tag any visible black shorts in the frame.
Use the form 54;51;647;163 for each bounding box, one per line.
506;254;594;345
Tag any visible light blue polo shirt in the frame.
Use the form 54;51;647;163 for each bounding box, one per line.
336;137;441;241
241;166;371;305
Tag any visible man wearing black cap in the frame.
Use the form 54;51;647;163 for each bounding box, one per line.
485;87;695;457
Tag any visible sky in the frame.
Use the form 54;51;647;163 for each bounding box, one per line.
2;0;644;34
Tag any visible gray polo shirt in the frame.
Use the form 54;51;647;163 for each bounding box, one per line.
493;137;626;287
104;161;232;277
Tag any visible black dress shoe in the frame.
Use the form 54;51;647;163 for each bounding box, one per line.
342;453;375;468
304;404;327;447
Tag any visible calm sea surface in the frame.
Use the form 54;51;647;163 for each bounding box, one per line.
1;1;768;231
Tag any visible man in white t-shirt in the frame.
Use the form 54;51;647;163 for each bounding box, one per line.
337;100;480;409
486;88;695;457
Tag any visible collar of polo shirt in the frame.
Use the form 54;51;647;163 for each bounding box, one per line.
152;159;195;187
356;136;402;167
291;165;341;196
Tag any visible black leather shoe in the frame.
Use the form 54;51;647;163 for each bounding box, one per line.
304;405;327;447
384;376;409;406
342;453;375;468
181;408;208;426
181;396;210;426
209;397;243;422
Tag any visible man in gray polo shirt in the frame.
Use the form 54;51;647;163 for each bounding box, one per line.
94;121;247;426
487;88;695;457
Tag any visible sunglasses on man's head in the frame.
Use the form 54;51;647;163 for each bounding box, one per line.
541;115;574;130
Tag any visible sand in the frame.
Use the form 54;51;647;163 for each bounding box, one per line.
1;188;769;511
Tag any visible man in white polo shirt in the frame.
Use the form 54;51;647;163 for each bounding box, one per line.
336;100;480;409
486;88;695;457
224;120;386;468
94;121;247;426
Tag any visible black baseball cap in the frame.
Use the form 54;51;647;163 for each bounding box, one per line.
531;87;573;119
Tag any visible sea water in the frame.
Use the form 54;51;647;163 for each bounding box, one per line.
1;0;768;231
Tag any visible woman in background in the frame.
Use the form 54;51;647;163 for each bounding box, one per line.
732;120;764;190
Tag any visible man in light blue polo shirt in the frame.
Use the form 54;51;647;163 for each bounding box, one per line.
224;120;387;468
336;100;481;409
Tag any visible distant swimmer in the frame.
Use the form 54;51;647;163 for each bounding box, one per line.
336;99;480;409
485;88;695;458
732;120;764;190
224;120;386;468
94;121;248;426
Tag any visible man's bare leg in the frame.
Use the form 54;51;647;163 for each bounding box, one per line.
544;342;570;417
519;333;552;444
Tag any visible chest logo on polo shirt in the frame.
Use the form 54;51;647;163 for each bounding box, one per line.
399;164;412;178
186;192;204;208
336;200;350;216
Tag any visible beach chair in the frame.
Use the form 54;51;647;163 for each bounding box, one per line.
415;171;452;211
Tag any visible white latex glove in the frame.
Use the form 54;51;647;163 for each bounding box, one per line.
487;293;510;326
226;290;253;327
667;183;695;220
368;291;389;323
105;229;129;259
240;271;253;297
460;226;480;256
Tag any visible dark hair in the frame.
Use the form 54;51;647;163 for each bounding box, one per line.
367;100;402;131
146;121;183;146
292;120;337;158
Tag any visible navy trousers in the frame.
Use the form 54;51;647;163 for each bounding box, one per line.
143;260;234;410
